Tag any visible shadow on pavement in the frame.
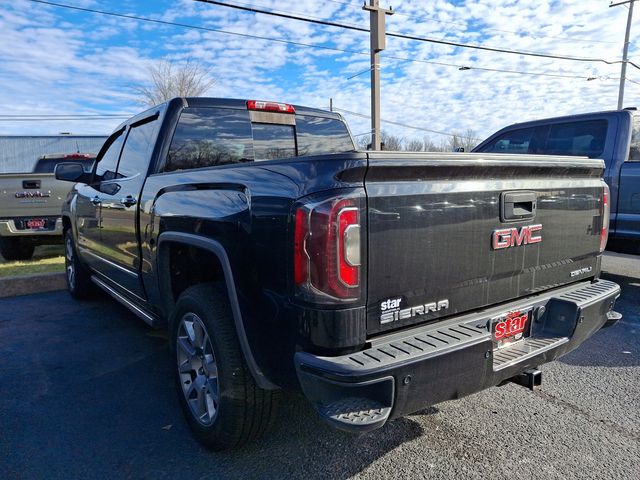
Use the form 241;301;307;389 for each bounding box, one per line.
0;291;424;480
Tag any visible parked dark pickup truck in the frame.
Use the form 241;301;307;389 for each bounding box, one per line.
473;108;640;248
56;97;621;450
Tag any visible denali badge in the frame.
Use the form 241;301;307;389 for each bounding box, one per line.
380;297;449;325
570;266;592;277
492;224;542;250
15;191;51;198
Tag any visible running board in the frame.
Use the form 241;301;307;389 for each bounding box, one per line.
91;276;159;327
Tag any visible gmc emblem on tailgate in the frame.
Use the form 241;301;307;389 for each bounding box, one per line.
492;224;542;250
15;191;51;198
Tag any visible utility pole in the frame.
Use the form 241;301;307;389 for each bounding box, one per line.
363;1;393;150
611;0;636;109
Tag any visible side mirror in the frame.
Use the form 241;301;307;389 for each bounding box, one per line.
55;162;91;184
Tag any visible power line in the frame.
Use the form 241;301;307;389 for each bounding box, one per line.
220;0;627;63
25;0;617;81
304;0;622;45
390;10;621;46
196;0;640;70
0;114;131;118
0;118;128;122
214;0;367;31
333;106;481;140
25;0;382;57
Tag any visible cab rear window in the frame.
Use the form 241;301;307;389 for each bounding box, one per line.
252;123;296;160
164;107;354;172
33;157;95;173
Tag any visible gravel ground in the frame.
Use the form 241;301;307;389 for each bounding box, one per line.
0;258;638;480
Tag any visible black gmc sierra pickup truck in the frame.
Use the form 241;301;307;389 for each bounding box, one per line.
56;97;621;450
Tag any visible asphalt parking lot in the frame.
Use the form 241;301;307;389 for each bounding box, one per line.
1;255;638;480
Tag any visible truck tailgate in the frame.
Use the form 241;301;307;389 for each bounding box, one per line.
0;173;70;217
365;152;606;336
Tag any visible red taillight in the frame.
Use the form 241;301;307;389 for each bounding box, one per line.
600;184;610;253
294;196;362;302
64;153;92;159
247;100;295;113
294;208;309;285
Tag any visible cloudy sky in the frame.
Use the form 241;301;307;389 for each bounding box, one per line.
1;0;638;146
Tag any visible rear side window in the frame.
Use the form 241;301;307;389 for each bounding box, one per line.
296;115;355;156
544;120;607;158
117;116;159;178
629;114;640;161
165;108;253;172
479;127;535;153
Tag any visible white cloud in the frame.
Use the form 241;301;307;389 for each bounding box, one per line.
0;0;637;145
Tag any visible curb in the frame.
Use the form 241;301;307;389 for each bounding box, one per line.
0;272;66;299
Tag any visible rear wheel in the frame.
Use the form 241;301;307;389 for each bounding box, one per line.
170;283;280;450
64;230;94;299
0;236;35;261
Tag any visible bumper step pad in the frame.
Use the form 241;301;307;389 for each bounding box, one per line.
493;336;567;371
317;397;391;432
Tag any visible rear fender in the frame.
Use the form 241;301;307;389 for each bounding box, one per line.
156;232;278;390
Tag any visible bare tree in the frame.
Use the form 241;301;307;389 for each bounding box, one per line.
356;135;371;150
355;130;479;152
461;128;479;152
405;139;423;152
380;131;403;151
136;59;216;106
422;136;441;152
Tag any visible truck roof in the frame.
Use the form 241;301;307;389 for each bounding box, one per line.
492;108;635;132
117;97;345;132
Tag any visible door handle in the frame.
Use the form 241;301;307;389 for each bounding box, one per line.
121;195;137;207
91;196;102;206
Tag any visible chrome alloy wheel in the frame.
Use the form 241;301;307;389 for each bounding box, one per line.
65;235;75;290
176;313;220;426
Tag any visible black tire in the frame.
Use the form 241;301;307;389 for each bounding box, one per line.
64;230;94;299
170;282;280;450
0;236;35;261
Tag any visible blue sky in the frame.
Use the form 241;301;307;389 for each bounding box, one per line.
1;0;638;145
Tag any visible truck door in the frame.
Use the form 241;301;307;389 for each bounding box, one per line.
75;128;126;272
93;113;160;299
616;114;640;240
